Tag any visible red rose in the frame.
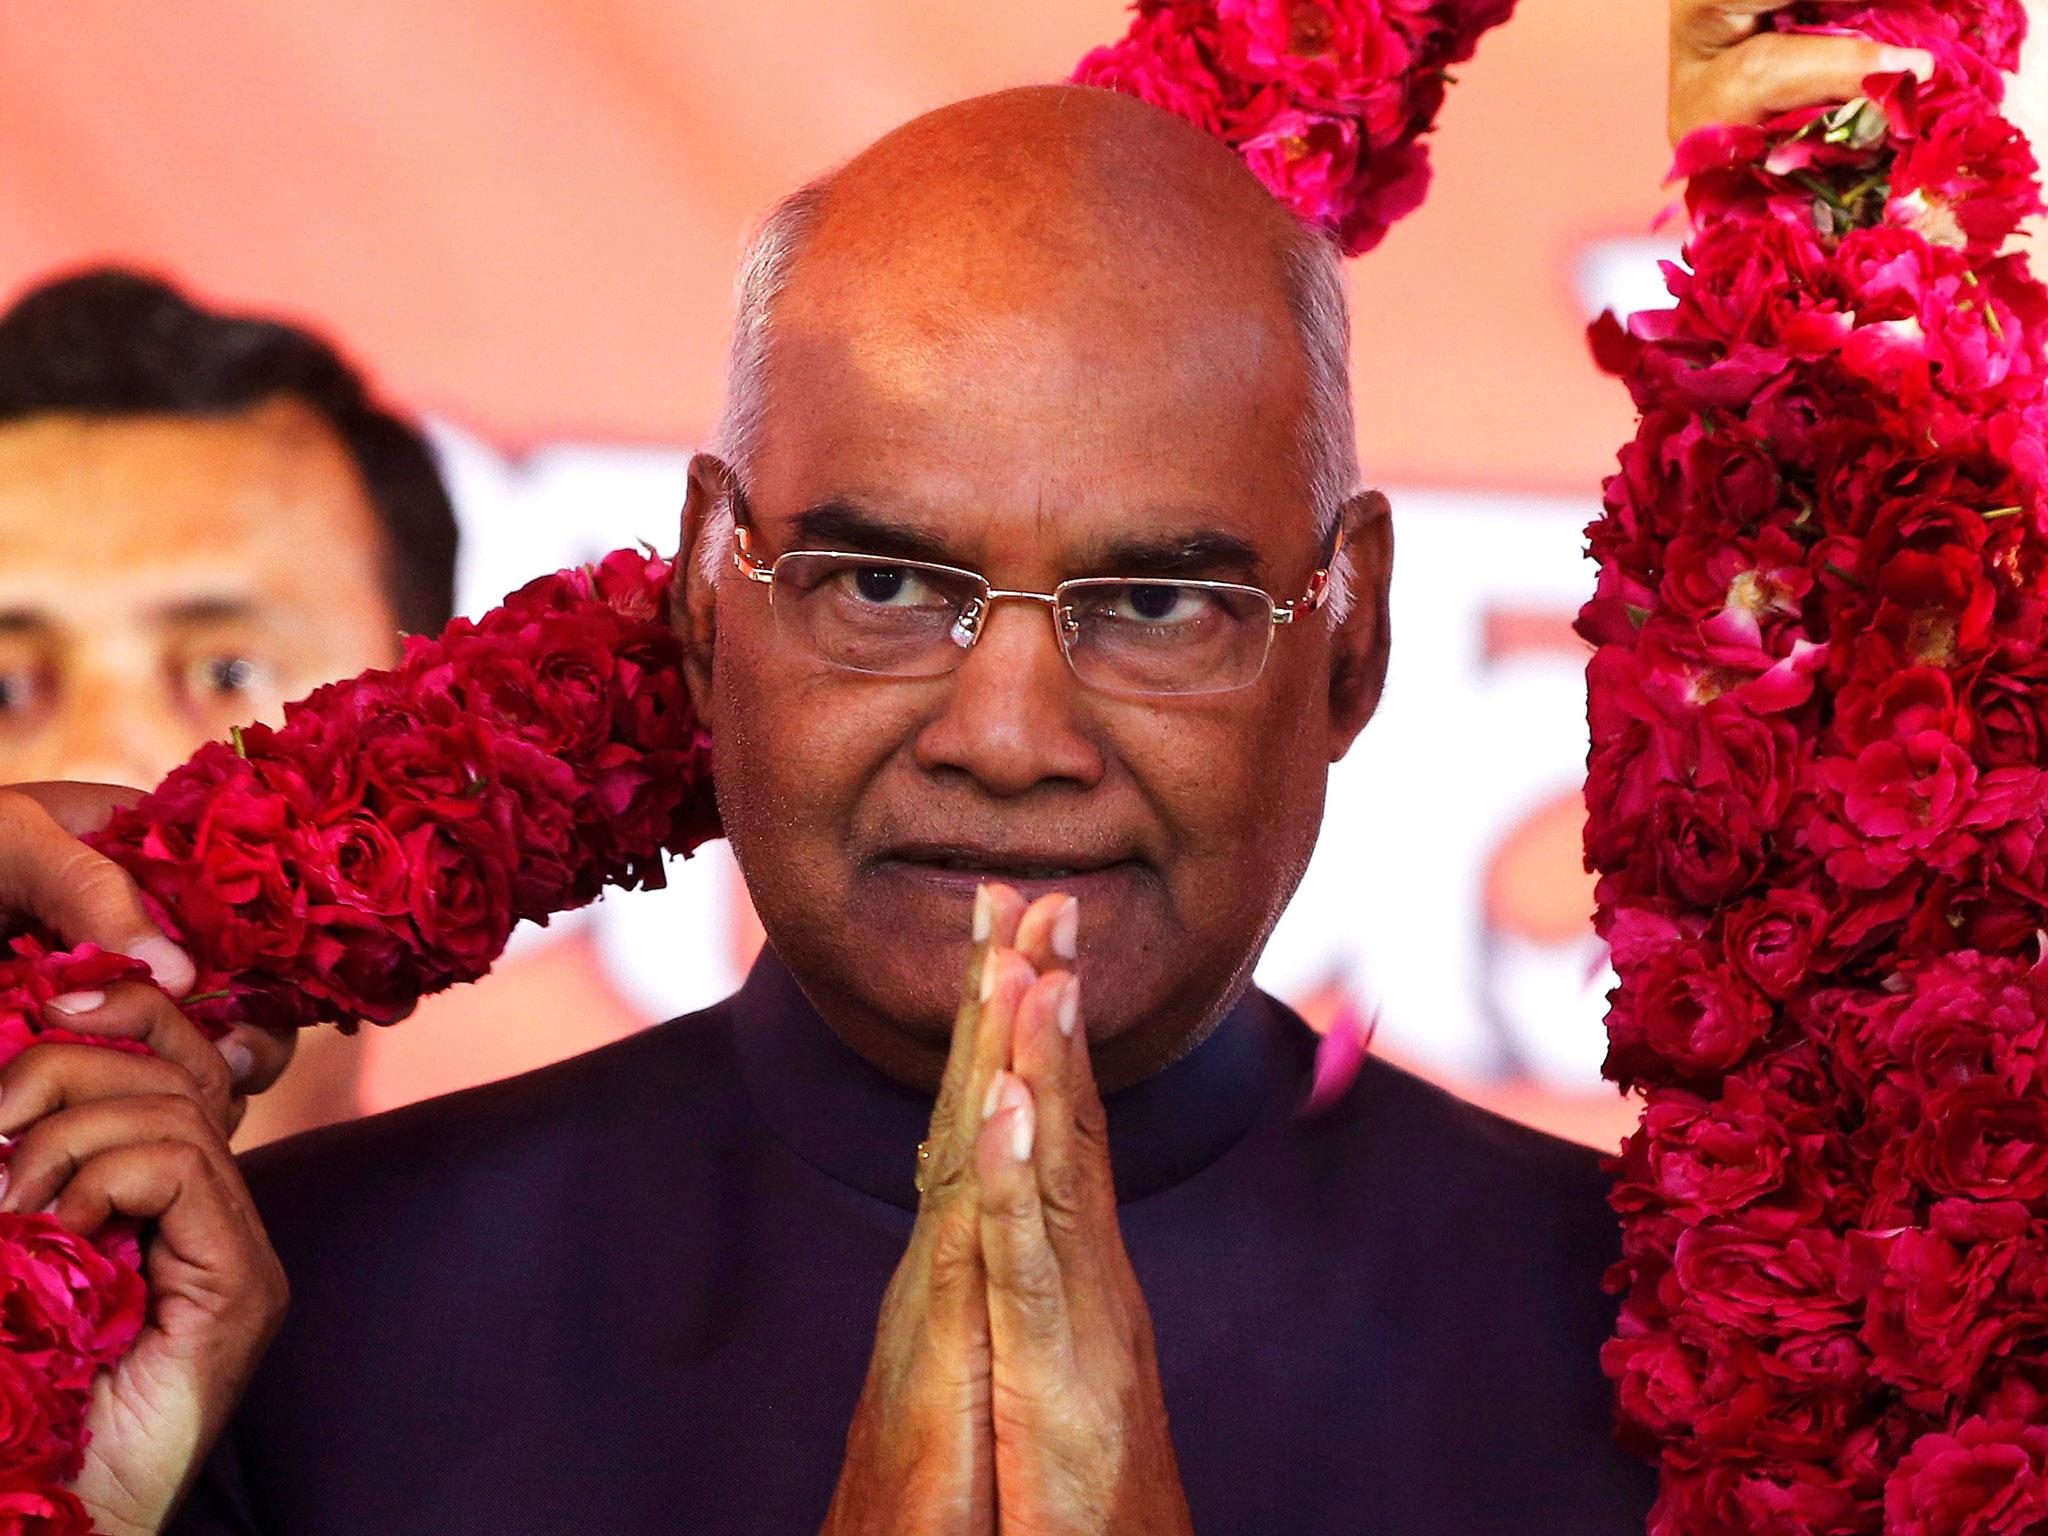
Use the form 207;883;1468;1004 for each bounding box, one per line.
437;623;617;763
1884;1417;2048;1536
0;1215;146;1366
395;817;515;984
297;910;427;1029
1646;788;1769;906
1688;1329;1865;1462
0;1350;81;1484
1721;887;1830;1000
1888;952;2048;1094
1863;540;1998;672
359;721;518;843
1834;666;1960;755
1803;732;1990;890
1671;1221;1856;1338
0;1480;94;1536
1651;1456;1865;1536
1841;1223;2026;1399
1616;1077;1822;1227
1601;1328;1707;1447
1904;1077;2048;1202
1962;644;2048;767
1605;940;1775;1083
302;813;411;918
1695;703;1801;822
1681;425;1784;535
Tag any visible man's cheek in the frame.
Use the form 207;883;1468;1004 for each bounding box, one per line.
1125;715;1277;842
727;674;906;857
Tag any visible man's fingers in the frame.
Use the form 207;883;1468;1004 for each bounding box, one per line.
211;1022;297;1101
1010;972;1116;1267
0;1042;218;1141
927;950;1035;1200
0;788;195;993
1676;31;1935;142
1673;0;1794;58
975;1073;1074;1378
42;982;237;1131
3;780;144;838
0;1092;234;1216
47;1138;270;1296
1013;893;1078;976
929;885;1026;1138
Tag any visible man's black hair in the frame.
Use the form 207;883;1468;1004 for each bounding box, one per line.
0;267;458;636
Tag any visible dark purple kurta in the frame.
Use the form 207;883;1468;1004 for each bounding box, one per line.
170;948;1657;1534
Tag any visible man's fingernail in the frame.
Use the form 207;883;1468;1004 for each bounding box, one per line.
982;1072;1006;1123
973;884;994;943
1008;1096;1035;1162
46;990;104;1016
1057;977;1080;1039
124;936;193;991
1052;897;1079;962
979;953;1004;1003
1881;45;1935;80
217;1037;257;1086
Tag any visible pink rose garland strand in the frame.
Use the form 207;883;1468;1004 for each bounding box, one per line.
1075;0;1518;255
1584;2;2048;1531
0;550;716;1528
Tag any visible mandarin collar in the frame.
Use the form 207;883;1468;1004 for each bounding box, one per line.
728;945;1310;1212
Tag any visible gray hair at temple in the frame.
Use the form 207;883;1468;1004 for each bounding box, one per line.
699;178;1362;624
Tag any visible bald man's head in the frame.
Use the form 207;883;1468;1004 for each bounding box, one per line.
674;83;1392;1093
788;85;1307;328
709;84;1359;590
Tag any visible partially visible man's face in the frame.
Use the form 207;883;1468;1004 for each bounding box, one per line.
683;88;1388;1089
0;398;401;787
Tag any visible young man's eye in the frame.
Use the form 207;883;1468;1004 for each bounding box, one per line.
186;653;273;699
0;664;44;717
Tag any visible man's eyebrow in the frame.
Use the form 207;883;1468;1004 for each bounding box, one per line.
148;596;263;626
787;501;960;564
1083;531;1267;583
782;502;1270;583
0;609;50;637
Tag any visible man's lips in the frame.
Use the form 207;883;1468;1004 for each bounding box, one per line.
872;841;1144;885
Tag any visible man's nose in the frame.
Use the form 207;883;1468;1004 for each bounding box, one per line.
28;671;201;790
910;598;1107;798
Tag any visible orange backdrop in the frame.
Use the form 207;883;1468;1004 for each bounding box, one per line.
0;0;1666;486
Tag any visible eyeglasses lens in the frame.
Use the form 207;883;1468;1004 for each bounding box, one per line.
1059;579;1273;696
768;554;1274;695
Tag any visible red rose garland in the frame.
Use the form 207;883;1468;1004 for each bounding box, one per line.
1075;0;1518;255
1584;1;2048;1530
0;550;715;1526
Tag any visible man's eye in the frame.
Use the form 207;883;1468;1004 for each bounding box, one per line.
186;653;272;699
0;666;42;717
1109;584;1207;626
843;565;937;608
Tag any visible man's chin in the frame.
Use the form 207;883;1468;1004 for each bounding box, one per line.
845;858;1160;1034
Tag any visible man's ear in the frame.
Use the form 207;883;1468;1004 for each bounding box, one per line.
673;452;733;730
1327;489;1393;762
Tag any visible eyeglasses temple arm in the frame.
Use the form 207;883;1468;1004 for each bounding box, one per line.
1273;524;1344;624
731;525;776;583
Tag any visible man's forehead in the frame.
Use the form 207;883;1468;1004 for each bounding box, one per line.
0;402;383;582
